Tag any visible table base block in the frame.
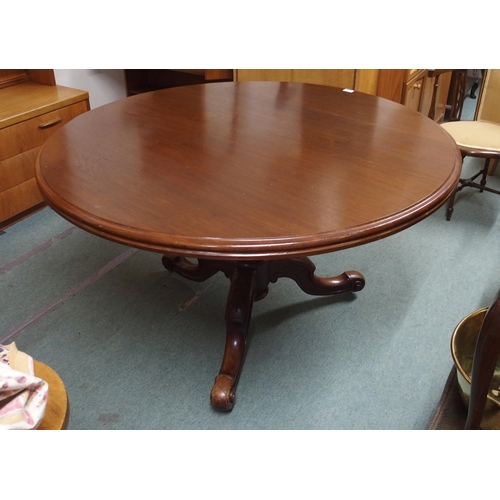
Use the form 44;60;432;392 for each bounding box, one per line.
162;256;365;411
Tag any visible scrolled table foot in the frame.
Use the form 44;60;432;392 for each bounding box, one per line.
267;257;365;296
343;270;365;292
210;374;236;411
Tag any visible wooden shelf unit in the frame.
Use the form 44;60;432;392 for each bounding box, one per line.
0;70;90;229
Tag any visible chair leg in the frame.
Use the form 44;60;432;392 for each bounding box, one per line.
488;158;499;176
470;81;479;99
446;188;458;221
446;154;465;221
479;159;490;192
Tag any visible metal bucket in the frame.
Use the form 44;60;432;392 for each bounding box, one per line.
451;307;500;430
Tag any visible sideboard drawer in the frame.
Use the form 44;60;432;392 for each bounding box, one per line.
0;100;88;161
0;81;89;227
0;148;40;192
0;177;45;222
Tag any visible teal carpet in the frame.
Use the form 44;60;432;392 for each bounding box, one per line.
2;155;499;429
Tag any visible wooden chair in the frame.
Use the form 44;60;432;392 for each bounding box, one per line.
441;69;500;221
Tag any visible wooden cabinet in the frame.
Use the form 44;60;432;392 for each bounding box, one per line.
403;70;426;112
0;70;89;228
235;69;451;121
122;69;452;122
124;69;233;95
377;69;452;122
234;69;379;95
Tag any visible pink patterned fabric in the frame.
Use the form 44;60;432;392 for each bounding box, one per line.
0;343;48;430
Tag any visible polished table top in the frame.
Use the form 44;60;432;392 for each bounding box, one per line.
36;82;462;260
35;82;463;411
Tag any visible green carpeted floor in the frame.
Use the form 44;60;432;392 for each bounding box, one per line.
2;152;500;429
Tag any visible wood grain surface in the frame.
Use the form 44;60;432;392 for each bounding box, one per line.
35;82;462;260
34;360;69;430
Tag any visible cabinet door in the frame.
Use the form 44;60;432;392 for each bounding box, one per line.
403;73;425;112
420;71;452;122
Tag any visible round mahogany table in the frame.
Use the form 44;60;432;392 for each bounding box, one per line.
35;82;462;410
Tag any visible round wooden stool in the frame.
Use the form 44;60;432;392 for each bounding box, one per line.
33;360;69;430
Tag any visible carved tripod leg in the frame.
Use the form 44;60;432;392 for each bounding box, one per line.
267;257;365;296
210;265;256;411
162;256;222;282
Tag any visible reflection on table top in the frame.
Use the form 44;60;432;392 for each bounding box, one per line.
36;82;462;260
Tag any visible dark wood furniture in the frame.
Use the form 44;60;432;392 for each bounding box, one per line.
236;69;452;122
234;69;379;96
124;69;233;95
376;69;452;122
446;70;468;121
0;70;89;229
35;82;462;411
464;289;500;429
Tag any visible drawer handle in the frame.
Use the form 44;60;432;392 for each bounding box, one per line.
38;118;62;129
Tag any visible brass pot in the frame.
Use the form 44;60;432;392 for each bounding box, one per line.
451;307;500;430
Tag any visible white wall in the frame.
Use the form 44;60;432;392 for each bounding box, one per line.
54;69;127;109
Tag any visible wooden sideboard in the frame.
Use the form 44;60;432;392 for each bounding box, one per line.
0;70;90;229
234;69;379;96
376;69;452;122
